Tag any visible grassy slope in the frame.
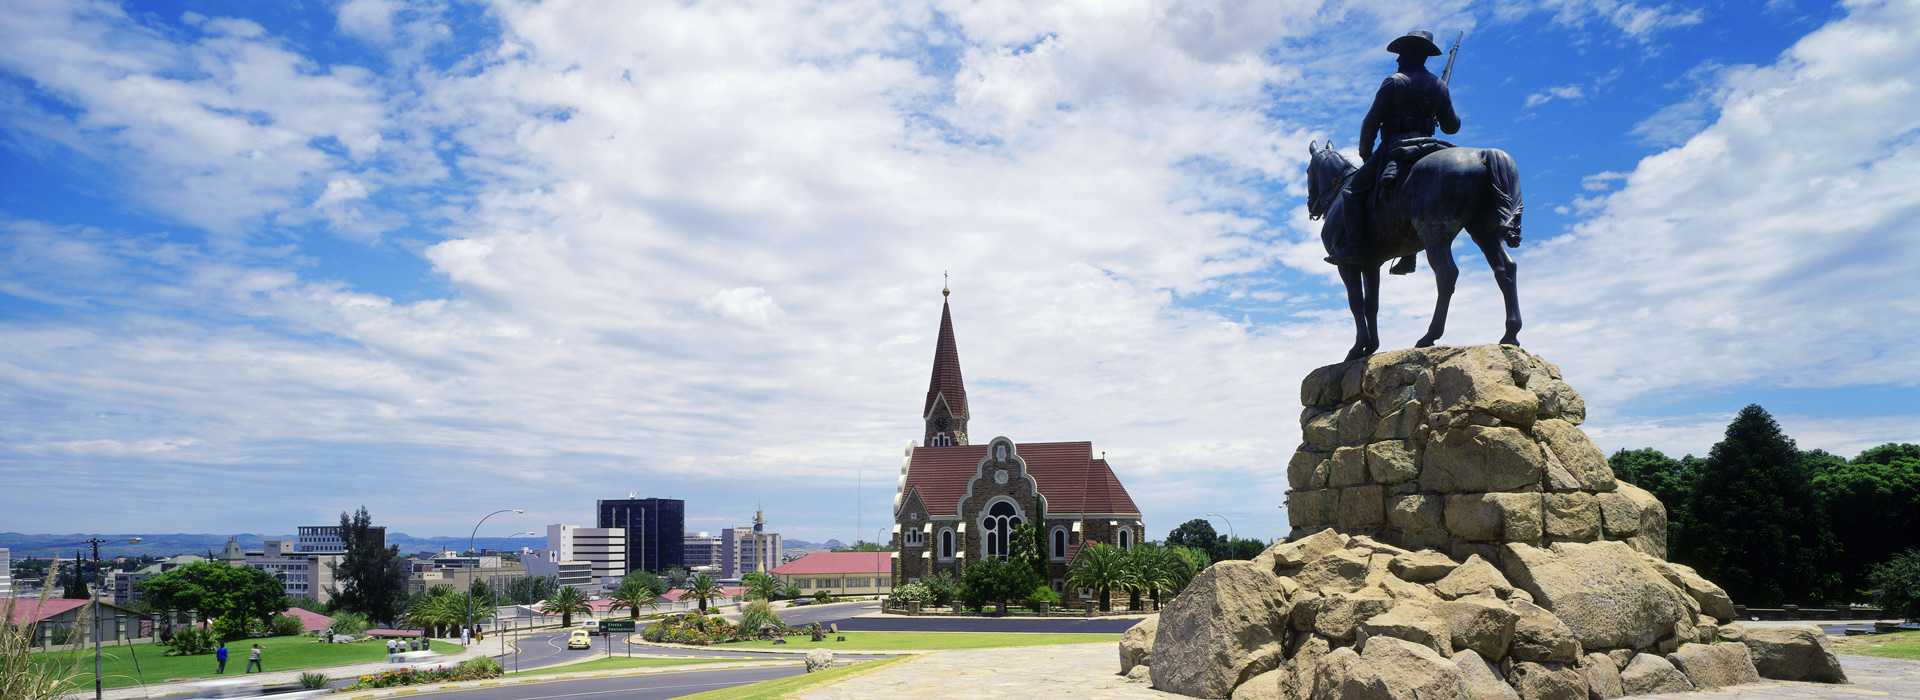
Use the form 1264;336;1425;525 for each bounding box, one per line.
511;656;747;677
677;655;913;700
1830;630;1920;661
721;631;1117;651
30;635;460;690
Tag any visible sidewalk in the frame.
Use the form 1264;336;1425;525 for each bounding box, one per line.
91;639;495;700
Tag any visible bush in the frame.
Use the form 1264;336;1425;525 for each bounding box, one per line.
211;615;266;642
812;591;835;605
738;601;784;639
328;611;371;636
1868;549;1920;621
162;627;215;656
640;613;739;645
887;582;931;607
298;672;328;689
923;572;958;607
346;657;502;690
1027;585;1061;613
269;614;307;638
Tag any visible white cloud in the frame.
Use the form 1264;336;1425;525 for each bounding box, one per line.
336;0;398;44
701;287;785;328
1503;0;1704;39
1524;83;1585;108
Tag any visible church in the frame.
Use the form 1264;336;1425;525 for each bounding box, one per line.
890;287;1145;603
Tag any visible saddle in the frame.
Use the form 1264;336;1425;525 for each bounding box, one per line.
1371;136;1455;202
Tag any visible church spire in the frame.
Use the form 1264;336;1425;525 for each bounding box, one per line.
923;284;969;447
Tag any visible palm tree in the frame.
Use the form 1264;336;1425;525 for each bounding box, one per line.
741;572;780;601
405;588;462;638
543;586;592;628
608;577;660;620
1067;543;1129;612
685;574;722;614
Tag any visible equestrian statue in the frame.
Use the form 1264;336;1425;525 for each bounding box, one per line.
1309;30;1525;361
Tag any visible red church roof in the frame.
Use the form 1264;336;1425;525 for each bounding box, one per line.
923;297;968;419
772;551;892;576
902;441;1142;518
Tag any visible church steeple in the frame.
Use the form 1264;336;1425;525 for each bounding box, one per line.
923;284;969;447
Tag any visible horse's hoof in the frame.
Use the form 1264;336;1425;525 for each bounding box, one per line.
1345;347;1370;361
1415;337;1437;348
1500;334;1520;346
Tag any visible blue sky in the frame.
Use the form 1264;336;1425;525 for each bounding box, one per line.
2;0;1916;544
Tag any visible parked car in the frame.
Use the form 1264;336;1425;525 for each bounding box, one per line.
567;629;592;650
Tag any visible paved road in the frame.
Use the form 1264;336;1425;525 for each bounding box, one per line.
393;665;808;699
837;615;1141;633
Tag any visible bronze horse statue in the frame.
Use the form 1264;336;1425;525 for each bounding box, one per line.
1306;141;1526;360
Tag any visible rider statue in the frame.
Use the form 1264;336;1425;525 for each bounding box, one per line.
1326;30;1461;269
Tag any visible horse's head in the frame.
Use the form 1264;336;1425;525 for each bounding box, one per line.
1305;140;1355;220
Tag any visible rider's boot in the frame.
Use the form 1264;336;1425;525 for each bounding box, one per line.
1389;255;1417;275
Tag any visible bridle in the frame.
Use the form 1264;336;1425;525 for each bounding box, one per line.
1306;141;1352;221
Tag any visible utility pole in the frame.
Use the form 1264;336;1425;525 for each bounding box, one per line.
78;536;140;700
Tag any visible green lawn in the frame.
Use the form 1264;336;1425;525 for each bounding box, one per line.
512;656;748;677
29;635;460;690
678;656;911;700
1831;630;1920;660
721;631;1118;651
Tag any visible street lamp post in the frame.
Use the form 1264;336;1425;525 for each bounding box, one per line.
464;509;524;646
66;536;140;700
1203;512;1236;540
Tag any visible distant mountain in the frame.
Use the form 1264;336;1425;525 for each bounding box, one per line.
0;532;542;559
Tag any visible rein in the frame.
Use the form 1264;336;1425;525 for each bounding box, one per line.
1309;161;1355;221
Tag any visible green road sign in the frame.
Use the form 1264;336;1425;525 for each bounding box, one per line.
601;619;636;633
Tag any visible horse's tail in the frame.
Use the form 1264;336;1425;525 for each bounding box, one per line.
1481;148;1523;242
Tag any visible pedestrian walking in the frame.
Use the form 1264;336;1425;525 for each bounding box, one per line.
215;643;228;674
246;644;263;673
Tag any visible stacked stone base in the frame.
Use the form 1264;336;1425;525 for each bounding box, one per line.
1121;530;1848;699
1121;346;1850;699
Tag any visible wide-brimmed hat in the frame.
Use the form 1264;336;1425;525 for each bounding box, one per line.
1387;30;1442;57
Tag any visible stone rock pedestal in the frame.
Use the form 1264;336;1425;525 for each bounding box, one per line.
1126;345;1849;699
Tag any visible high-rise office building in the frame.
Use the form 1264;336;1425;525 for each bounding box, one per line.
542;524;627;583
295;524;385;554
720;510;782;579
596;497;684;573
683;532;722;571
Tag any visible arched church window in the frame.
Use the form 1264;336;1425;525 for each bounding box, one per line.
983;501;1022;559
1117;527;1133;550
938;528;954;561
1050;527;1068;561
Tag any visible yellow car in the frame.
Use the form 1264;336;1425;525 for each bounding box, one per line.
567;629;592;650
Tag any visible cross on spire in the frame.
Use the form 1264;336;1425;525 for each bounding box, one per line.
942;270;950;297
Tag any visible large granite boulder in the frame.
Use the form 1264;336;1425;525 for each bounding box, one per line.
1432;554;1517;600
1665;642;1760;689
1358;604;1453;657
1508;661;1586;700
1153;560;1294;698
1618;653;1693;694
1740;625;1847;683
1120;614;1157;675
1333;636;1470;700
1451;649;1519;700
1646;559;1735;622
1499;541;1690;651
1507;599;1580;663
1431;597;1517;660
1578;652;1624;699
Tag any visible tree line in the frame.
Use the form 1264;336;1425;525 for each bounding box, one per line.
1609;404;1919;610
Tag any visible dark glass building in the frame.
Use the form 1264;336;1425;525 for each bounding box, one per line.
596;497;684;573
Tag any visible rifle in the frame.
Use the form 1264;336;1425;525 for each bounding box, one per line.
1440;31;1464;86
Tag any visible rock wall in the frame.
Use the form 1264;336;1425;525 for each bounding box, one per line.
1286;345;1667;563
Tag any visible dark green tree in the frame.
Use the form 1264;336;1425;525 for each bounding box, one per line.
1008;522;1047;582
506;575;558;605
1211;537;1267;562
141;560;288;627
959;557;1037;615
1680;405;1837;606
1810;444;1920;598
329;507;409;625
63;551;90;599
1165;519;1219;556
1866;549;1920;621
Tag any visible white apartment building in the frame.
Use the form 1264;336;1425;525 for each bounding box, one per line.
233;539;339;603
295;524;385;554
1;547;11;598
539;524;626;586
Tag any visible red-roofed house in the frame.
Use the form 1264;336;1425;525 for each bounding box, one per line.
892;289;1145;605
279;607;333;633
772;552;892;597
6;597;149;646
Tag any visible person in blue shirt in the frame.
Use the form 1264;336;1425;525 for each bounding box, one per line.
215;642;228;674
